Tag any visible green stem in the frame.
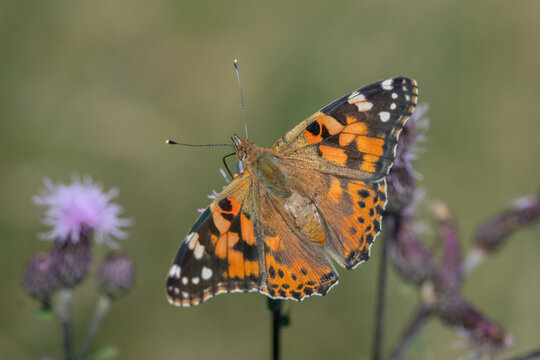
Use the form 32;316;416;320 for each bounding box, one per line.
78;296;111;359
268;298;283;360
372;214;396;360
55;289;74;360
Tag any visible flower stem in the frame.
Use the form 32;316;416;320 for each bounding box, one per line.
372;213;396;360
505;348;540;360
389;305;432;360
268;298;283;360
55;289;74;360
78;296;111;358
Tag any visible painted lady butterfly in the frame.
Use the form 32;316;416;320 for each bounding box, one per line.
167;77;418;306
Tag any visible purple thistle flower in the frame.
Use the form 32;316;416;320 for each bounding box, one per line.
387;103;429;213
33;176;132;247
98;253;135;300
23;253;60;302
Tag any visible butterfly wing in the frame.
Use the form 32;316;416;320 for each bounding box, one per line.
273;77;417;181
275;77;417;269
252;182;339;301
167;171;338;306
282;164;387;269
167;173;265;307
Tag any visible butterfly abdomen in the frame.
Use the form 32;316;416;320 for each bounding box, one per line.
283;192;326;247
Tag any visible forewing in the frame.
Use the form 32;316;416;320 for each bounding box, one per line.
166;173;264;307
272;77;417;181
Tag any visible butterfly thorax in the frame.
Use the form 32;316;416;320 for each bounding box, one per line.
234;136;326;247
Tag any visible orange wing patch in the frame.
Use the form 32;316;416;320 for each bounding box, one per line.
319;145;347;165
240;213;257;245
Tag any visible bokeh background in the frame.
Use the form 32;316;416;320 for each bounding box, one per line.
1;0;539;359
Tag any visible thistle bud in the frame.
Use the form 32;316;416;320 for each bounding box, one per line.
50;232;91;288
98;253;135;300
23;253;59;302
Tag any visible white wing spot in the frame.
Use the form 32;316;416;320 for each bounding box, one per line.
192;277;200;285
379;111;391;122
202;267;213;280
168;264;181;279
186;232;199;250
381;79;393;90
390;103;397;110
182;277;188;285
182;291;189;298
402;86;408;91
348;90;359;99
354;101;373;112
405;94;410;101
194;242;205;259
392;92;398;99
348;94;373;111
174;287;180;295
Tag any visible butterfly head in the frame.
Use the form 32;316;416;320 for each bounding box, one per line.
231;134;255;161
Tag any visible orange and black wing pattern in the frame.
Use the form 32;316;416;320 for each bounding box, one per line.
253;184;339;301
276;78;417;269
166;173;264;307
284;166;387;270
273;77;418;181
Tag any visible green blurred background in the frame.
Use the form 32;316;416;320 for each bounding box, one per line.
1;0;539;359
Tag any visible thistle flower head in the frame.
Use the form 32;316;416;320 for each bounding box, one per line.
23;253;59;302
34;176;132;247
387;103;429;213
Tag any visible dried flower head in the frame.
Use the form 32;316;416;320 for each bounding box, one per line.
23;253;60;302
431;201;462;297
387;103;429;213
437;296;510;354
98;253;135;300
474;195;540;253
390;191;436;285
34;176;132;246
464;195;540;273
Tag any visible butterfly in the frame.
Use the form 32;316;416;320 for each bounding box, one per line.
167;77;418;306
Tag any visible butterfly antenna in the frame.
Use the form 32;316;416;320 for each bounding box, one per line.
234;59;249;140
165;139;232;147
